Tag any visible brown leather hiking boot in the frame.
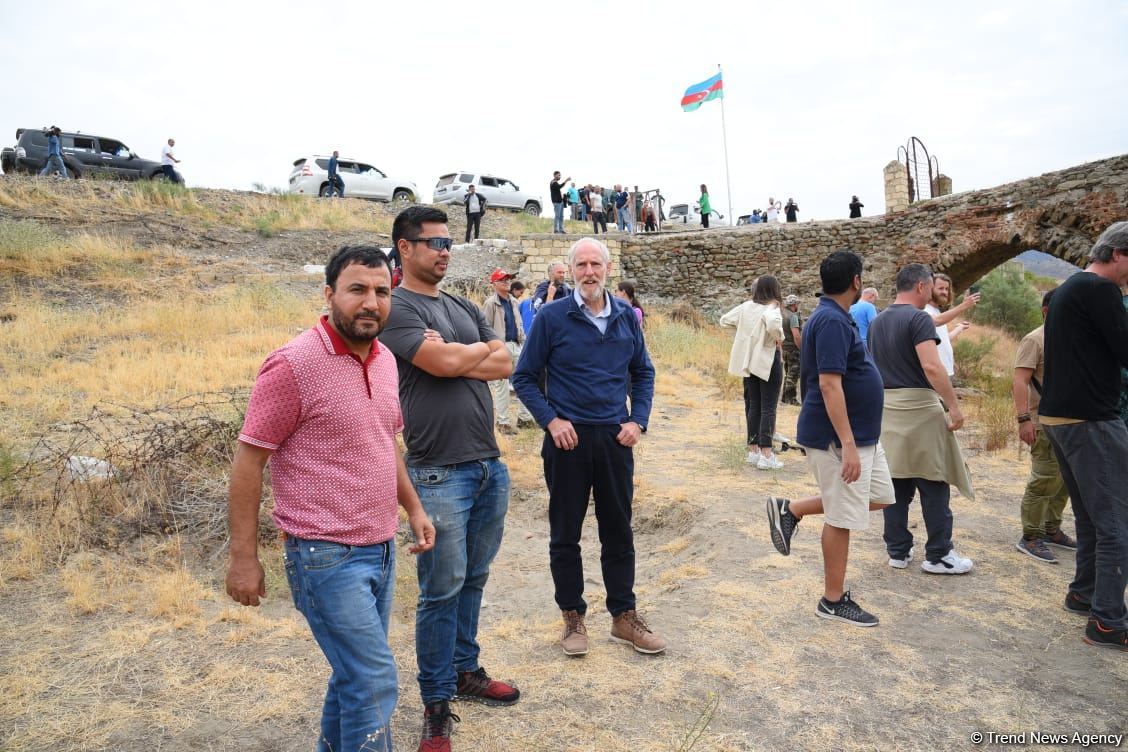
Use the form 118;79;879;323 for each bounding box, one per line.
611;609;667;654
560;609;589;656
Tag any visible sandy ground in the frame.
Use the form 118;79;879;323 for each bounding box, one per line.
2;380;1125;752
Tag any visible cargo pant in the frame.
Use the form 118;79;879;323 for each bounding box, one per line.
1019;428;1069;538
780;345;801;405
490;341;532;427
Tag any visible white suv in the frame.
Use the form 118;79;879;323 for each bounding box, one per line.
288;155;418;202
432;171;542;215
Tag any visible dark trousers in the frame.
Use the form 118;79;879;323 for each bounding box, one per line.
1044;420;1128;629
465;212;482;242
702;213;709;228
743;350;782;447
543;425;636;616
161;164;183;185
884;478;953;563
591;210;607;234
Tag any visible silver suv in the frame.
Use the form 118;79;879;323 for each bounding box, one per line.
433;171;542;215
288;155;418;202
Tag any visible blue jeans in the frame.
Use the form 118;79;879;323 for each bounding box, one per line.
552;202;565;233
409;458;509;703
1044;420;1128;629
617;206;632;232
284;536;397;752
326;175;344;197
40;154;68;178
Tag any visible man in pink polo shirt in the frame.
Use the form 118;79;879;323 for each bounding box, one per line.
226;245;435;752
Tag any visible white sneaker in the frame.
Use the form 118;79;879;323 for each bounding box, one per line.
888;546;915;569
921;550;974;575
757;454;784;470
745;451;760;465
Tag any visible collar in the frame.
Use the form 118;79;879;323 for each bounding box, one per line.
573;287;612;318
817;296;854;320
318;315;378;367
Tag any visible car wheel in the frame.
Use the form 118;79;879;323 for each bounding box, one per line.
392;189;413;204
318;183;332;197
524;202;540;216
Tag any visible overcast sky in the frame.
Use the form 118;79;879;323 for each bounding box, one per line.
3;0;1126;222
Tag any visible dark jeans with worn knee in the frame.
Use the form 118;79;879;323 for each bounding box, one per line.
543;424;636;616
884;477;953;564
1044;420;1128;630
743;350;782;447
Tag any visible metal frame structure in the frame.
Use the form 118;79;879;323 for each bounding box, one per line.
897;137;941;204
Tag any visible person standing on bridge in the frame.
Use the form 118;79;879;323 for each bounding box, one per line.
784;198;800;223
765;250;893;627
698;184;712;228
1039;221;1128;651
849;195;864;218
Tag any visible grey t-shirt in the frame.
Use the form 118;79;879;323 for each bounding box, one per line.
867;303;939;390
379;288;500;467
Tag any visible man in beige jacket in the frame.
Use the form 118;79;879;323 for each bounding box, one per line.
481;269;533;433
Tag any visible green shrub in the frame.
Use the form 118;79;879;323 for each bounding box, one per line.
968;263;1042;338
0;219;57;257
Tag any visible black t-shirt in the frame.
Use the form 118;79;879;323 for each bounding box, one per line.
785;203;799;222
550;180;564;203
867;304;938;389
378;288;500;467
1041;271;1128;421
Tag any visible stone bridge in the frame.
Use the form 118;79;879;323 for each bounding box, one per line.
520;153;1128;311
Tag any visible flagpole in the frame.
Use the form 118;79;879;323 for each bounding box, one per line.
718;63;734;226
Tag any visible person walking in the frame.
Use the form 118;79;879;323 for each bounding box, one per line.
325;150;344;198
1012;288;1074;564
849;195;864;218
1039;221;1128;651
378;207;521;751
481;269;534;433
550;171;570;233
38;126;69;178
698;184;712;228
780;295;803;406
160;138;183;184
588;186;608;234
868;263;976;575
463;184;487;243
765;250;892;627
784;198;799;223
225;245;436;752
720;276;786;469
513;237;663;657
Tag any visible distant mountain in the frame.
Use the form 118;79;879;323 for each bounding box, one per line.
1014;250;1081;280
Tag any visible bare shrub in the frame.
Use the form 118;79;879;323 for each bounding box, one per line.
13;391;261;549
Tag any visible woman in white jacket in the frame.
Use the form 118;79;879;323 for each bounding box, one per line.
720;276;786;468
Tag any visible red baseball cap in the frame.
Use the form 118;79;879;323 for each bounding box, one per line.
490;269;515;283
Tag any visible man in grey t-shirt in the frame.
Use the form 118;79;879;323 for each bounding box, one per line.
378;206;520;748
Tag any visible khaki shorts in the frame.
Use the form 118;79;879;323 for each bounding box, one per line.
804;442;894;530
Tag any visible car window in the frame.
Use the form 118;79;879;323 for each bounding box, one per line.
458;173;473;183
293;158;307;167
338;161;359;174
480;177;498;187
99;139;122;155
71;137;97;152
315;158;329;170
437;174;457;186
358;163;380;174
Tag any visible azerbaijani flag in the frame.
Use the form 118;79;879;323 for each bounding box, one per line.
681;72;723;112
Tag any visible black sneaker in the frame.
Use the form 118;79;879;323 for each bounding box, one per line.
1063;592;1092;616
418;700;460;752
1016;535;1057;564
816;591;879;628
1083;617;1128;651
1044;528;1077;550
766;496;799;555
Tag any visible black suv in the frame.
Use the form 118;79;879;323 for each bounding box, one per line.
1;127;165;180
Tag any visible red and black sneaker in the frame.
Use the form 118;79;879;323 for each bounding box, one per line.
453;666;521;706
1083;617;1128;652
418;700;459;752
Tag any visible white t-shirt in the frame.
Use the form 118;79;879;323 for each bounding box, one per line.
766;203;779;222
161;144;175;166
925;303;955;376
467;194;481;213
589;193;604;212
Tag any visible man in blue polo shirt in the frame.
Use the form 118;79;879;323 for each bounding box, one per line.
513;236;661;657
765;250;893;627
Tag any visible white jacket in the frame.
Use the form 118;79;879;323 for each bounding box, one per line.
720;300;784;380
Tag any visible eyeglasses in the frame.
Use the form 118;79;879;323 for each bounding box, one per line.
408;237;453;252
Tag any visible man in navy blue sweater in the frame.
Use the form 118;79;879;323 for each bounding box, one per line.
513;237;662;657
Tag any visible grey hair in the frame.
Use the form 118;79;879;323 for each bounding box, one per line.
548;261;567;273
895;263;934;292
862;287;878;297
1089;221;1128;262
567;237;611;266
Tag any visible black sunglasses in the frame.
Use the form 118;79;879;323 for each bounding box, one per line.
408;237;453;252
